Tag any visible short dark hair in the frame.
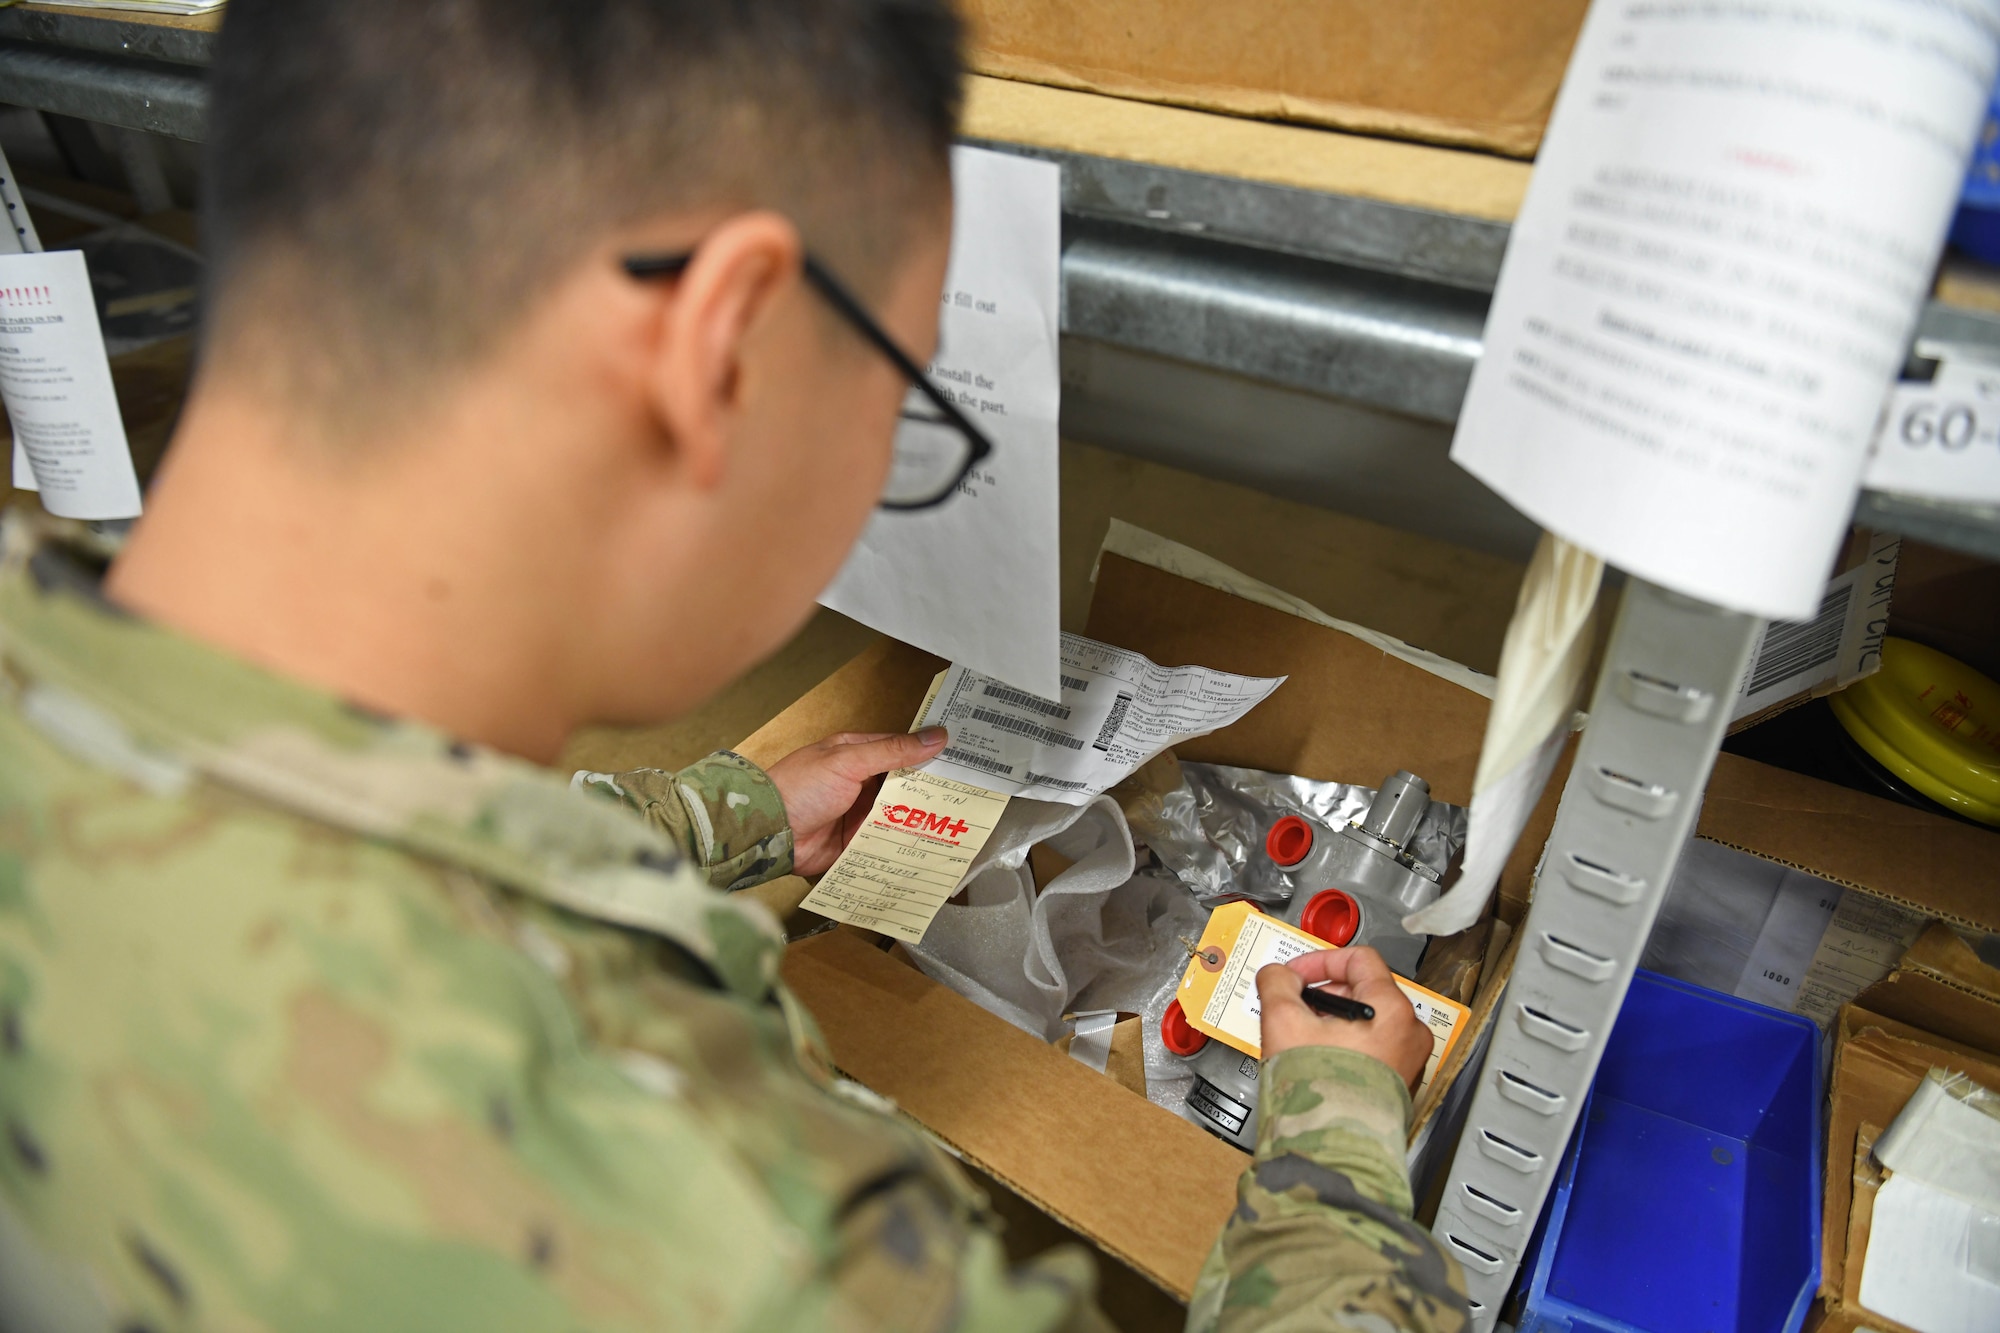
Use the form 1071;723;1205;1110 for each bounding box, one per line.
202;0;963;414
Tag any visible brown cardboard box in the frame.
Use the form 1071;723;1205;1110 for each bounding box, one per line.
743;545;1547;1298
959;1;1592;157
1814;932;2000;1333
741;537;2000;1302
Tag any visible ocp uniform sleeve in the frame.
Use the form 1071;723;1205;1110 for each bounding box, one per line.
576;750;795;890
1185;1048;1470;1333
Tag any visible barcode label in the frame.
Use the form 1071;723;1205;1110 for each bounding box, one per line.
968;707;1085;751
941;747;1014;777
1024;770;1091;791
1061;674;1088;693
1093;692;1135;751
1747;584;1853;697
981;682;1072;720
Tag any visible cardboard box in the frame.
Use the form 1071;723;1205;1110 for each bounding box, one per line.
743;540;1548;1298
1814;930;2000;1333
741;533;2000;1302
958;1;1592;158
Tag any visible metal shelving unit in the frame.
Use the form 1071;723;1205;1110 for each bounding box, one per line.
4;6;1994;560
2;11;1995;1326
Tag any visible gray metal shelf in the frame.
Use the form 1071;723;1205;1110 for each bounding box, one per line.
0;8;1993;560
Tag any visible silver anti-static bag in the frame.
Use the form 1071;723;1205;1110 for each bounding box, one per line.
1139;762;1467;908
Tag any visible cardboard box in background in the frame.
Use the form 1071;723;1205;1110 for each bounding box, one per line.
1814;929;2000;1333
959;0;1591;157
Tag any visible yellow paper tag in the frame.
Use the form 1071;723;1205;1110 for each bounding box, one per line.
799;769;1010;943
1176;901;1469;1094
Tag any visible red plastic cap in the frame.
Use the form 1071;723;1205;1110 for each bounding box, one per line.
1161;999;1209;1056
1299;889;1360;947
1266;815;1314;867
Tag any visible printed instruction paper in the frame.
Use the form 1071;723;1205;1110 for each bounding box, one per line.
913;632;1285;806
819;145;1063;698
1450;1;2000;621
1;249;142;519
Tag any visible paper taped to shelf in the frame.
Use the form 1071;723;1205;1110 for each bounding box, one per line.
1449;0;1999;621
912;632;1285;806
819;145;1063;698
1177;902;1468;1095
1;249;142;519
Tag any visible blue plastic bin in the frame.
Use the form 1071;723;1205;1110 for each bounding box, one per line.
1517;971;1822;1333
1952;78;2000;263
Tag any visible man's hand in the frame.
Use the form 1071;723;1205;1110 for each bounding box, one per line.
764;729;949;875
1257;946;1432;1092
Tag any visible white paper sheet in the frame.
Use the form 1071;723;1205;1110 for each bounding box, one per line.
1733;869;1844;1012
2;141;45;494
914;632;1285;806
1860;1175;2000;1333
1865;349;2000;503
1450;1;2000;620
0;250;142;519
818;145;1062;698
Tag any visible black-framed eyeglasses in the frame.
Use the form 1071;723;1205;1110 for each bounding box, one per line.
622;250;995;511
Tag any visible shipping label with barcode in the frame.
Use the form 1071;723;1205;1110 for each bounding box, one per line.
915;632;1285;805
1732;530;1900;722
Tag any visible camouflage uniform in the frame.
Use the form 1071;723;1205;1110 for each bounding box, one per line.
0;513;1465;1333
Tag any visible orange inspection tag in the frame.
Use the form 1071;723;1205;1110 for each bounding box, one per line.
1176;901;1470;1096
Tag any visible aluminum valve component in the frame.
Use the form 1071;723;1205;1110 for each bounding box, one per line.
1166;770;1446;1151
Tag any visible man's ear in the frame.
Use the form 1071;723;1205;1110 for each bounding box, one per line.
646;211;805;491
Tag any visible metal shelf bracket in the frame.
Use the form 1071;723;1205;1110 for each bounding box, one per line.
1430;578;1762;1330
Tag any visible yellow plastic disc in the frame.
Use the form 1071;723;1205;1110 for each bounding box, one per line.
1827;638;2000;827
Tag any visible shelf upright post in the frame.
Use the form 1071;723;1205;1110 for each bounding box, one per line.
1430;577;1762;1331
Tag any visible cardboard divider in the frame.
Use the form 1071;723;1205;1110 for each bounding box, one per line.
781;928;1243;1300
1698;758;2000;934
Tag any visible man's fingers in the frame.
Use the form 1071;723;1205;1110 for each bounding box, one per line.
819;731;898;749
1283;944;1392;990
829;728;949;780
1256;961;1306;1011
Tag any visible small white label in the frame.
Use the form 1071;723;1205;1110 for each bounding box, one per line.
0;249;141;519
1864;354;2000;503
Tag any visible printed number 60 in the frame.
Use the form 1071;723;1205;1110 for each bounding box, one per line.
1899;401;1977;450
